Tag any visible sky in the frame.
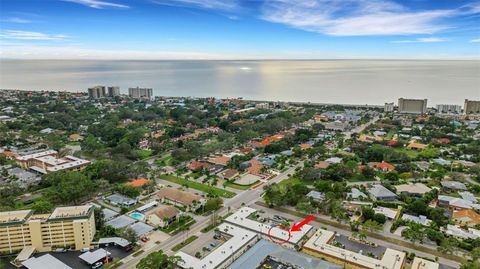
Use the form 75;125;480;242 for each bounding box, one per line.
0;0;479;59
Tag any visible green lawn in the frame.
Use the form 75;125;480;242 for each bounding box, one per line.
160;175;236;198
160;216;196;235
171;235;198;252
224;181;256;190
394;148;419;159
278;177;303;187
135;149;153;159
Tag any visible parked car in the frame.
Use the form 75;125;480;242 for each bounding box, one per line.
102;256;113;264
124;245;134;252
80;248;90;253
54;248;66;253
209;243;216;248
91;262;103;269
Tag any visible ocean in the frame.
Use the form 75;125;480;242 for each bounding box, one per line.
0;60;478;105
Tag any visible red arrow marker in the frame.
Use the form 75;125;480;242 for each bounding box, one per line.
290;215;314;232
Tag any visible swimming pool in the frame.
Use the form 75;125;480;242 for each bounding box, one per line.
130;212;145;221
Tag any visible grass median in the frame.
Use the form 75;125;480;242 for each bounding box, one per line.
171;235;198;252
160;175;236;198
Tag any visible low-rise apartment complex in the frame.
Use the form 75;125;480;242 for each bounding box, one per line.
0;205;96;253
16;150;90;174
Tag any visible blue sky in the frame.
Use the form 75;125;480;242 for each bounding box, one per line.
0;0;479;59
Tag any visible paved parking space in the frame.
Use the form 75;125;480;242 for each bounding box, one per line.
181;229;225;258
335;234;386;258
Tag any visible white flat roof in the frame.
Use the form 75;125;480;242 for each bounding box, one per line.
176;223;257;269
16;150;57;161
79;249;111;265
411;257;439;269
136;201;158;212
98;237;130;247
224;207;312;245
22;254;72;269
303;229;405;269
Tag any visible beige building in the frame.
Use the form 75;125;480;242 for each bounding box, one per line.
157;187;204;211
398;98;427;114
0;205;96;254
303;229;406;269
464;99;480;115
16;150;90;174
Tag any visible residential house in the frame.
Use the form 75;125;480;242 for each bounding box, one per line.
347;188;367;200
220;169;239;180
395;183;432;197
315;161;331;169
147;205;179;228
441;181;467;191
306;191;324;202
157;187;204;211
368;184;397;201
208;155;231;166
373;206;400;220
401;214;432;226
452;209;480;226
105;194;137;207
407;143;427;150
438;195;480;211
445;225;480;239
367;161;395;172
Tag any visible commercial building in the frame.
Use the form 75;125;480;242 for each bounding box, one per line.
88;86;106;99
224;207;313;249
436;104;462;114
411;257;439;269
464;99;480;115
0;205;96;253
15;150;91;174
303;229;406;269
176;223;259;269
107;86;120;97
398;98;427;114
384;102;394;112
128;87;152;100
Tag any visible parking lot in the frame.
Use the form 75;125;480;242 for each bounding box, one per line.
335;234;386;258
3;246;130;269
181;229;226;258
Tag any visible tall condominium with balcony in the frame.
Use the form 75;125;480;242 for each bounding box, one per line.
128;87;153;100
107;86;120;97
0;205;96;253
398;98;428;114
87;86;106;99
464;99;480;115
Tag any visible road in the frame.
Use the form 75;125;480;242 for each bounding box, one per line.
344;115;380;139
117;163;302;268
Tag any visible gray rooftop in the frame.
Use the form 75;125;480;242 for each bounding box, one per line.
105;215;135;229
228;240;340;269
441;181;467;190
79;249;111;265
22;254;72;269
368;184;397;199
102;208;119;221
306;190;324;201
129;222;154;236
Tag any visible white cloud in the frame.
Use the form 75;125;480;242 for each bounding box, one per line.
260;0;475;36
1;17;33;23
470;38;480;43
0;30;67;41
0;45;236;59
150;0;238;11
392;37;448;43
63;0;129;9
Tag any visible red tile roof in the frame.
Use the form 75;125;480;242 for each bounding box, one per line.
126;178;149;187
368;161;395;171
